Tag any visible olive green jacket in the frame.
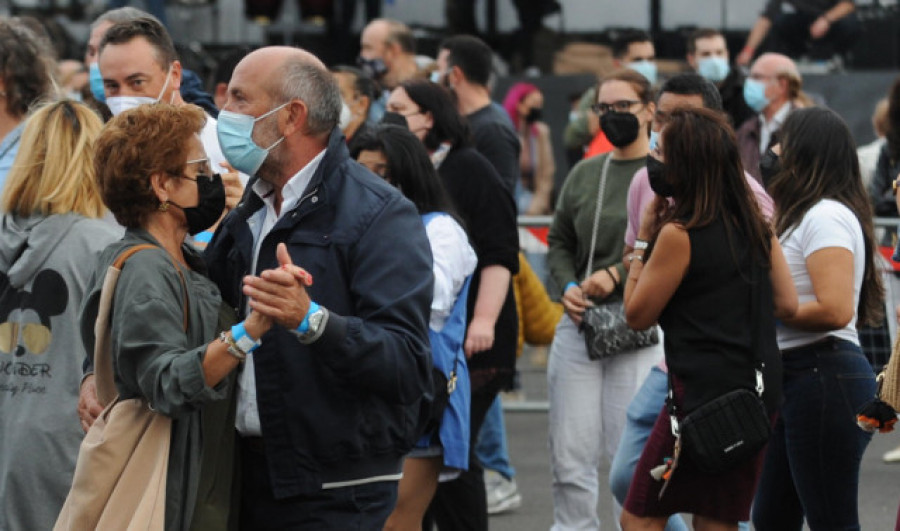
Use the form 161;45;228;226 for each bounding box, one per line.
81;229;230;530
547;153;646;303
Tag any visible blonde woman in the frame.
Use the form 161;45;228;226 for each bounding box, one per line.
0;100;122;531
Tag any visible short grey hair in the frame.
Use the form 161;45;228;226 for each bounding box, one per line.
91;7;160;30
274;59;341;136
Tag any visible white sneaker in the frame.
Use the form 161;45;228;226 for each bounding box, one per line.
485;470;522;515
883;445;900;463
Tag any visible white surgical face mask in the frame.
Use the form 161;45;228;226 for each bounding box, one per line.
106;95;156;116
106;65;174;116
339;101;353;131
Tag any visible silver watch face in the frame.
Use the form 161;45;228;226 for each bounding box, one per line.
307;309;325;332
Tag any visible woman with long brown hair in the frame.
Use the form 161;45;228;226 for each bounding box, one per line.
621;107;796;530
752;107;884;530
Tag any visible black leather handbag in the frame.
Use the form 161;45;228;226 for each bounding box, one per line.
675;384;771;475
579;155;658;360
666;264;771;476
581;301;658;360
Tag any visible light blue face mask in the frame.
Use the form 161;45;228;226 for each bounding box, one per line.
627;60;657;85
697;56;730;83
89;62;105;103
216;102;289;175
649;130;659;152
743;78;770;112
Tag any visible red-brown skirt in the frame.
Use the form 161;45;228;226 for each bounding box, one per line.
623;404;767;523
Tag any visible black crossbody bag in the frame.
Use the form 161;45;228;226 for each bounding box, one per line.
665;263;772;476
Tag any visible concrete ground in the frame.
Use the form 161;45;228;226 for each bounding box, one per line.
487;349;900;530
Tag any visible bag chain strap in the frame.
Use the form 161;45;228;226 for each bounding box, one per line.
584;155;613;284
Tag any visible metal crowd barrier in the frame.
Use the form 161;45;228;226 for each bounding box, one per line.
505;217;900;413
523;216;900;229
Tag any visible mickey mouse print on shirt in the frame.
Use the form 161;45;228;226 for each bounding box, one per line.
0;269;67;361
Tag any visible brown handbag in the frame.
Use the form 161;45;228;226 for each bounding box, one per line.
55;244;188;531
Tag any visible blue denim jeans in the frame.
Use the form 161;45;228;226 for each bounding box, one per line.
752;338;875;531
475;395;516;480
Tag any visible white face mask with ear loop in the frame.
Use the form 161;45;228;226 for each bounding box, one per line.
106;65;175;116
339;101;353;131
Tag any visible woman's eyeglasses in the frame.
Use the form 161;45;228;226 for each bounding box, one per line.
591;100;642;116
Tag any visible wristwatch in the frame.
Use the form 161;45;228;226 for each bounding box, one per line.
292;304;329;344
233;332;261;356
634;239;650;251
223;321;262;361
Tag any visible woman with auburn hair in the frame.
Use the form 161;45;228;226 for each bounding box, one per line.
752;107;884;531
77;103;273;529
546;68;663;530
0;100;122;531
502;82;556;215
620;107;796;530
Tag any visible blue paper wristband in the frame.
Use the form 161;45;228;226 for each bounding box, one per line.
296;301;320;334
231;321;260;352
564;281;579;293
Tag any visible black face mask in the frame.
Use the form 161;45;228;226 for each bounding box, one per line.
168;173;226;236
646;156;675;198
356;56;387;79
380;111;409;129
525;107;543;124
600;111;641;148
759;148;782;185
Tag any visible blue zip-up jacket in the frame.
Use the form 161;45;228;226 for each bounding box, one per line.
205;129;434;498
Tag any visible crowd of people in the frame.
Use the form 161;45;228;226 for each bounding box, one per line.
0;1;898;530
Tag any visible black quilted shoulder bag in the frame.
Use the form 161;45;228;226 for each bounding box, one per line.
665;263;771;476
579;155;658;360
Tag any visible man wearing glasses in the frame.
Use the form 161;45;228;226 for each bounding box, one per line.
735;53;802;184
